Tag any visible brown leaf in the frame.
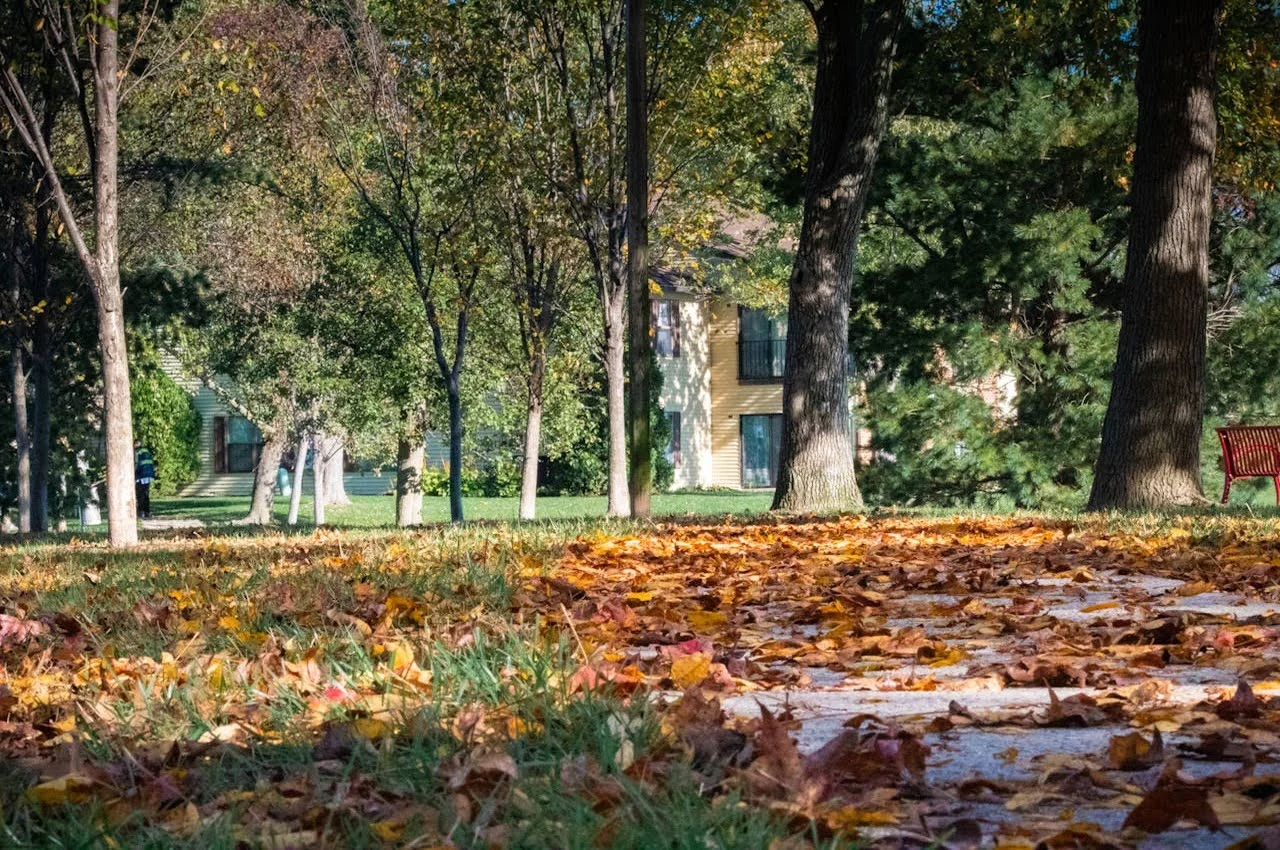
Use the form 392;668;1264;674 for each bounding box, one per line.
1123;763;1220;833
1218;680;1262;720
1107;729;1164;771
743;704;807;800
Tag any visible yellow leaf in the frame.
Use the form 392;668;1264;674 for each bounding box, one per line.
26;774;100;805
687;610;728;632
670;653;711;689
352;717;391;741
626;591;656;602
218;615;241;630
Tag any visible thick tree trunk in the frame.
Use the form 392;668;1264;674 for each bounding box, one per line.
320;434;350;506
287;434;307;526
626;0;652;519
772;0;904;515
11;342;31;533
446;379;464;523
243;430;285;525
519;394;542;521
396;436;424;527
312;435;326;526
1088;0;1218;510
604;293;629;516
94;0;137;547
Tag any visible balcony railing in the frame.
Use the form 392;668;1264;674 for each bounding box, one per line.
739;338;786;381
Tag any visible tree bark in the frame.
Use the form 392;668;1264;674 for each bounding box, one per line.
519;391;543;521
288;434;307;526
320;434;351;506
28;196;51;533
396;435;424;527
446;378;464;523
604;292;629;516
1088;0;1218;510
94;0;137;546
10;339;31;534
625;0;651;519
312;434;326;526
772;0;904;515
243;430;285;525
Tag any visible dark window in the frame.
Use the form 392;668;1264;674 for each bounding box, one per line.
652;300;681;357
666;411;682;468
738;308;786;380
213;416;228;473
740;414;782;488
217;415;263;474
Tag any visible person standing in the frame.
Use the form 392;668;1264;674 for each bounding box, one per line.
134;440;156;519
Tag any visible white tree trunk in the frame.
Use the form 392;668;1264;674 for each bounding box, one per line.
604;294;629;517
519;400;542;521
320;434;350;506
287;434;307;526
395;436;424;527
11;339;31;533
312;435;326;526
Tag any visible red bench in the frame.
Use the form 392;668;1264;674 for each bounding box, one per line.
1217;426;1280;505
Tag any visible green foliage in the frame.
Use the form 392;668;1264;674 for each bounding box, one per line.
130;341;201;496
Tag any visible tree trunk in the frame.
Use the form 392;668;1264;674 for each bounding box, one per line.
10;341;31;533
320;434;351;506
396;436;424;527
243;430;285;525
772;0;904;515
29;199;52;533
288;434;307;526
312;434;326;526
604;293;629;516
29;306;50;532
625;0;652;519
1088;0;1218;510
519;393;542;521
94;0;137;547
446;379;464;523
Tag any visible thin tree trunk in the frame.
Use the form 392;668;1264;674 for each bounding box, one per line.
519;393;542;521
321;434;350;506
11;341;31;533
772;0;904;515
1088;0;1218;510
29;200;51;533
604;293;629;516
288;434;307;526
625;0;651;519
446;379;464;523
396;435;424;527
312;434;326;526
29;308;50;532
94;0;137;546
243;430;285;525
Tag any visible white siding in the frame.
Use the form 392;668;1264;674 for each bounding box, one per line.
658;298;713;489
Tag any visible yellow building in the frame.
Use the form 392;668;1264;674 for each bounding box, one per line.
654;290;789;490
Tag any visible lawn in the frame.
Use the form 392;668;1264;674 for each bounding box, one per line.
149;490;776;528
5;512;1280;848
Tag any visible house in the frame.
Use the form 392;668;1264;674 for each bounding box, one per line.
159;353;397;498
654;287;797;490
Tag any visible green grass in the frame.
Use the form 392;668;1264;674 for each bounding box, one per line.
147;490;776;528
0;521;839;850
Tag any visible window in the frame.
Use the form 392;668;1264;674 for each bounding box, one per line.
213;415;264;474
738;308;786;380
652;300;681;357
666;411;682;468
740;414;782;488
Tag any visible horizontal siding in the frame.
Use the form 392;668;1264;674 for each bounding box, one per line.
707;300;783;489
657;299;713;489
177;470;395;498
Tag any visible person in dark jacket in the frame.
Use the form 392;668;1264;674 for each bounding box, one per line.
134;440;156;518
